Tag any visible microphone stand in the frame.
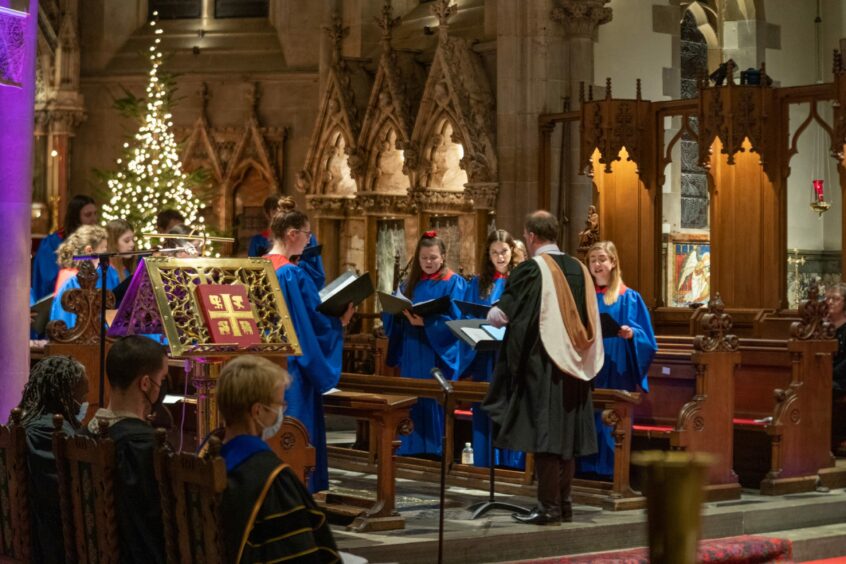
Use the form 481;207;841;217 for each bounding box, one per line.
466;418;530;519
430;368;452;564
72;249;156;406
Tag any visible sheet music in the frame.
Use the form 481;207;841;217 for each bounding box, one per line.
319;271;357;301
482;325;506;340
461;327;495;344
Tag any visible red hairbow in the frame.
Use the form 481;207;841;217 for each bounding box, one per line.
423;230;437;238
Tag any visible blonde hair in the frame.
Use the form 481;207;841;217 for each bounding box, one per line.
587;240;623;306
56;225;108;268
217;356;290;425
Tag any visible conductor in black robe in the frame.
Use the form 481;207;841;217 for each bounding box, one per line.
483;210;604;525
216;355;340;564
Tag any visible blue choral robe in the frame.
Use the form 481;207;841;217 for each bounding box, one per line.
579;285;657;477
49;265;120;330
462;275;525;469
298;233;326;290
31;231;64;301
382;272;467;456
276;259;342;492
247;229;271;258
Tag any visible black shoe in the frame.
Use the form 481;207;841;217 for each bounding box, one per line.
512;508;561;526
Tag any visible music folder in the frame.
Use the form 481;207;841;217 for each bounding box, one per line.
600;313;622;338
30;295;54;335
377;292;451;318
296;244;323;261
317;271;374;317
454;299;494;319
446;319;505;352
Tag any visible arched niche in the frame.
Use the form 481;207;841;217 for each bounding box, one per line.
228;161;275;256
319;129;357;196
369;126;410;195
424;118;468;191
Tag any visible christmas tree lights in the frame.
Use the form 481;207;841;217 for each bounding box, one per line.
101;13;205;244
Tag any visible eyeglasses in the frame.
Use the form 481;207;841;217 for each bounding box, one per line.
294;229;312;238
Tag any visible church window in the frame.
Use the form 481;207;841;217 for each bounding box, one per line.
148;0;201;20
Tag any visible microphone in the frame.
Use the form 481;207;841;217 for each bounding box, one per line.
430;367;453;394
155;243;198;256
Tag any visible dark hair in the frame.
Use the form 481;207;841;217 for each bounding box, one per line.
106;218;136;281
270;210;309;241
525;210;559;243
263;195;281;218
478;229;515;298
65;195;96;235
18;356;86;429
156;209;185;233
405;232;447;299
106;335;168;391
162;223;195;250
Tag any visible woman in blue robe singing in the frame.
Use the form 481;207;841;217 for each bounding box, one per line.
462;229;524;469
262;196;326;290
579;240;657;477
383;231;467;457
49;225;120;330
31;195;98;301
266;209;354;492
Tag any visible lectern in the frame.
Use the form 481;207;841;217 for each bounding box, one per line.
108;256;300;439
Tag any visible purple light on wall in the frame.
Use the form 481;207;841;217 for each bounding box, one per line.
0;1;38;420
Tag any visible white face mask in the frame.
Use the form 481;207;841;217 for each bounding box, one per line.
76;401;89;422
257;405;285;440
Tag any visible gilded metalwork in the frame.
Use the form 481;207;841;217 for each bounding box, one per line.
109;257;301;358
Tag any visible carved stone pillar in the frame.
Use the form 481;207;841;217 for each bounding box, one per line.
0;1;39;419
552;0;612;249
45;108;85;229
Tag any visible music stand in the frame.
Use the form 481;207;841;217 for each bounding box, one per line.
445;319;530;519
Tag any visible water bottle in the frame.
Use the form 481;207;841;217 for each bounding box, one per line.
461;442;474;465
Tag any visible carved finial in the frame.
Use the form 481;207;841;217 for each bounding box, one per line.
727;61;735;86
9;408;22;427
759;62;768;87
791;278;835;340
605;77;612;100
322;12;349;67
579;81;585;103
431;0;458;42
53;414;65;432
693;293;739;352
245;82;260;118
636;79;642;100
375;0;401;50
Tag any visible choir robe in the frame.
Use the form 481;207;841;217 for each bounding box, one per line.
299;233;326;290
383;271;468;456
31;230;64;301
24;413;76;564
275;257;343;492
221;435;339;564
462;275;524;469
578;285;657;477
49;265;120;330
248;229;272;258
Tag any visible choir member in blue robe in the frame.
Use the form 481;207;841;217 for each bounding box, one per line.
18;356;89;564
462;229;524;469
263;196;326;290
248;196;280;258
266;209;354;492
106;219;136;283
49;225;120;330
383;231;468;456
217;356;339;564
579;241;657;477
31;195;97;301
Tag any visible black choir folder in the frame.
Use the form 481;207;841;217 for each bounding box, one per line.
454;299;494;319
446;319;506;352
317;271;374;317
377;292;451;317
30;295;54;335
600;313;621;338
298;244;323;261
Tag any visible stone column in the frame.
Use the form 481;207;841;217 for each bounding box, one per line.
319;0;340;96
495;0;568;234
552;0;611;250
0;0;39;418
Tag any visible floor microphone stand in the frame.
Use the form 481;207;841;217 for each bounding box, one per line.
466;418;531;519
437;385;450;564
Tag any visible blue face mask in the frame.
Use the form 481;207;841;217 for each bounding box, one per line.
76;401;89;422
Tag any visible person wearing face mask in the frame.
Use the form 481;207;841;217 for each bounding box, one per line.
578;241;656;479
87;335;169;564
266;209;354;493
17;356;89;564
461;229;524;469
382;231;468;457
218;356;339;564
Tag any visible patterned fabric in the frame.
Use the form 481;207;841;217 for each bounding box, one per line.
512;535;793;564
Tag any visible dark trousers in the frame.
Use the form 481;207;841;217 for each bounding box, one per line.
535;453;574;517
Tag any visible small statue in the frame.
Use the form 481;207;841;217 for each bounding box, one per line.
578;205;599;251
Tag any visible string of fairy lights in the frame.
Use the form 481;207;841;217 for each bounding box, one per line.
101;13;205;247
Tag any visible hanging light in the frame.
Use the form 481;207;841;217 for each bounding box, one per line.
810;179;830;215
809;0;831;217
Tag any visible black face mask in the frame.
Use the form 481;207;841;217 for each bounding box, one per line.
144;378;168;412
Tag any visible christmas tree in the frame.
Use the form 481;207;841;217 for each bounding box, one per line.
101;14;205;243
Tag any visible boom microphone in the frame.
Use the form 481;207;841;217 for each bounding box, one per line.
430;367;453;394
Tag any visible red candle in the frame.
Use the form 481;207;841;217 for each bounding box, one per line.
813;179;825;202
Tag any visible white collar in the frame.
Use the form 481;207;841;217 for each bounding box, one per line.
534;243;563;256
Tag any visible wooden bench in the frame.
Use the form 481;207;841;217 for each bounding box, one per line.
0;409;30;563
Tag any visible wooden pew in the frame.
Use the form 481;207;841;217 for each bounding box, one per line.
0;409;30;563
264;416;317;487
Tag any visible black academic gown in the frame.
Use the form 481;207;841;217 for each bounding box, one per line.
24;414;75;564
222;447;339;564
107;418;165;564
482;254;598;458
